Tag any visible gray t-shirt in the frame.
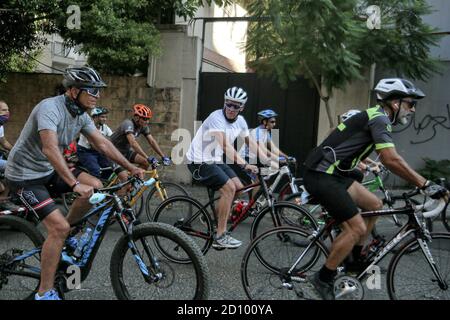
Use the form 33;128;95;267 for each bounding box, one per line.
6;95;96;181
109;119;151;154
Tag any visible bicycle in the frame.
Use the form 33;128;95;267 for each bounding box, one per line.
62;161;188;220
0;177;209;300
285;168;433;245
150;166;318;263
240;188;448;300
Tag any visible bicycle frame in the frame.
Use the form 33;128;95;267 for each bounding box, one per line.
298;194;447;288
4;185;158;290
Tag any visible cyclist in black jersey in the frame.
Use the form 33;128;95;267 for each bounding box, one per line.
303;78;449;299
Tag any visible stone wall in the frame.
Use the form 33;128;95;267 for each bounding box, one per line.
0;72;181;181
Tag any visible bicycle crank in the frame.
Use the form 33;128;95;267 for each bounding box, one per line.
334;275;364;300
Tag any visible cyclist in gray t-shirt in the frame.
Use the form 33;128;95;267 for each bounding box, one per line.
109;103;172;169
5;67;144;300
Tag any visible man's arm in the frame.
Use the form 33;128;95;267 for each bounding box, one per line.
212;131;247;166
126;133;149;160
0;137;13;151
88;130;140;173
245;136;278;165
269;141;288;158
146;134;165;158
378;147;426;188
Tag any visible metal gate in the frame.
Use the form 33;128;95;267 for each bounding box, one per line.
198;72;320;176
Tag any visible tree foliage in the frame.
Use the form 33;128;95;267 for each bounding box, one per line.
0;0;232;80
245;0;442;127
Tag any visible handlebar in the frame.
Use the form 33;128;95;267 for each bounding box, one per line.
415;198;447;219
89;177;156;205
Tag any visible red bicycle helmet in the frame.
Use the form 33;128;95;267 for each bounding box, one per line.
133;104;152;119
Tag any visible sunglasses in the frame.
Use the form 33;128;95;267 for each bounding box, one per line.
225;102;243;110
269;120;276;124
81;87;100;98
402;99;417;109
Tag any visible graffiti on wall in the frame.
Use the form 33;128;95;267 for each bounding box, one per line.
393;104;450;145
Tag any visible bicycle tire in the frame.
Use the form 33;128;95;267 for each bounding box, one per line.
250;201;319;240
143;182;189;220
441;201;450;232
150;195;213;261
241;226;328;300
387;233;450;300
0;216;45;300
110;222;209;300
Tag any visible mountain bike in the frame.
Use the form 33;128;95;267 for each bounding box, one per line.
0;177;209;300
241;189;448;300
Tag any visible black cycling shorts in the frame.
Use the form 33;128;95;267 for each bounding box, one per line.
303;169;359;223
187;163;238;191
6;168;83;221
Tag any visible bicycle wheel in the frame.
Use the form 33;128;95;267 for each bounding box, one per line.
110;222;209;300
241;226;328;300
150;195;213;261
144;182;189;220
250;201;319;240
441;201;450;232
387;233;450;300
0;216;44;300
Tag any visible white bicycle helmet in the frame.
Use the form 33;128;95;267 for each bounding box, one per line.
341;109;361;122
374;78;425;101
224;87;248;105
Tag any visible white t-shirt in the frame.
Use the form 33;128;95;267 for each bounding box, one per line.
0;126;4;139
78;124;113;149
239;126;272;160
186;109;249;163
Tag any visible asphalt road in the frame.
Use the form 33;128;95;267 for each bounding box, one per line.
1;185;448;301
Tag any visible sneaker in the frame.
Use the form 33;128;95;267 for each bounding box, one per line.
35;289;61;300
212;232;242;249
309;272;335;300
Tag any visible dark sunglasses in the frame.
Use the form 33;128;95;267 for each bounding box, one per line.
225;102;242;110
81;87;100;98
402;99;417;109
269;120;276;124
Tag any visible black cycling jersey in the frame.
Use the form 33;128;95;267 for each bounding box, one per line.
304;106;394;176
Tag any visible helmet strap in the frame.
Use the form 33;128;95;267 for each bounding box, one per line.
222;107;239;123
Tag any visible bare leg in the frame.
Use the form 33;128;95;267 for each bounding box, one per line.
65;172;103;225
215;180;236;237
347;181;383;245
324;214;367;270
38;210;70;294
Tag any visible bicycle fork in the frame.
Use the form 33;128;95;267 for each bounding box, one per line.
417;238;448;291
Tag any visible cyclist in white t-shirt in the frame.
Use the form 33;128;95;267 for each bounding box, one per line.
186;87;276;249
77;106;122;180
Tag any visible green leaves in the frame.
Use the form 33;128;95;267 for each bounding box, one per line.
0;0;231;79
246;0;441;93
